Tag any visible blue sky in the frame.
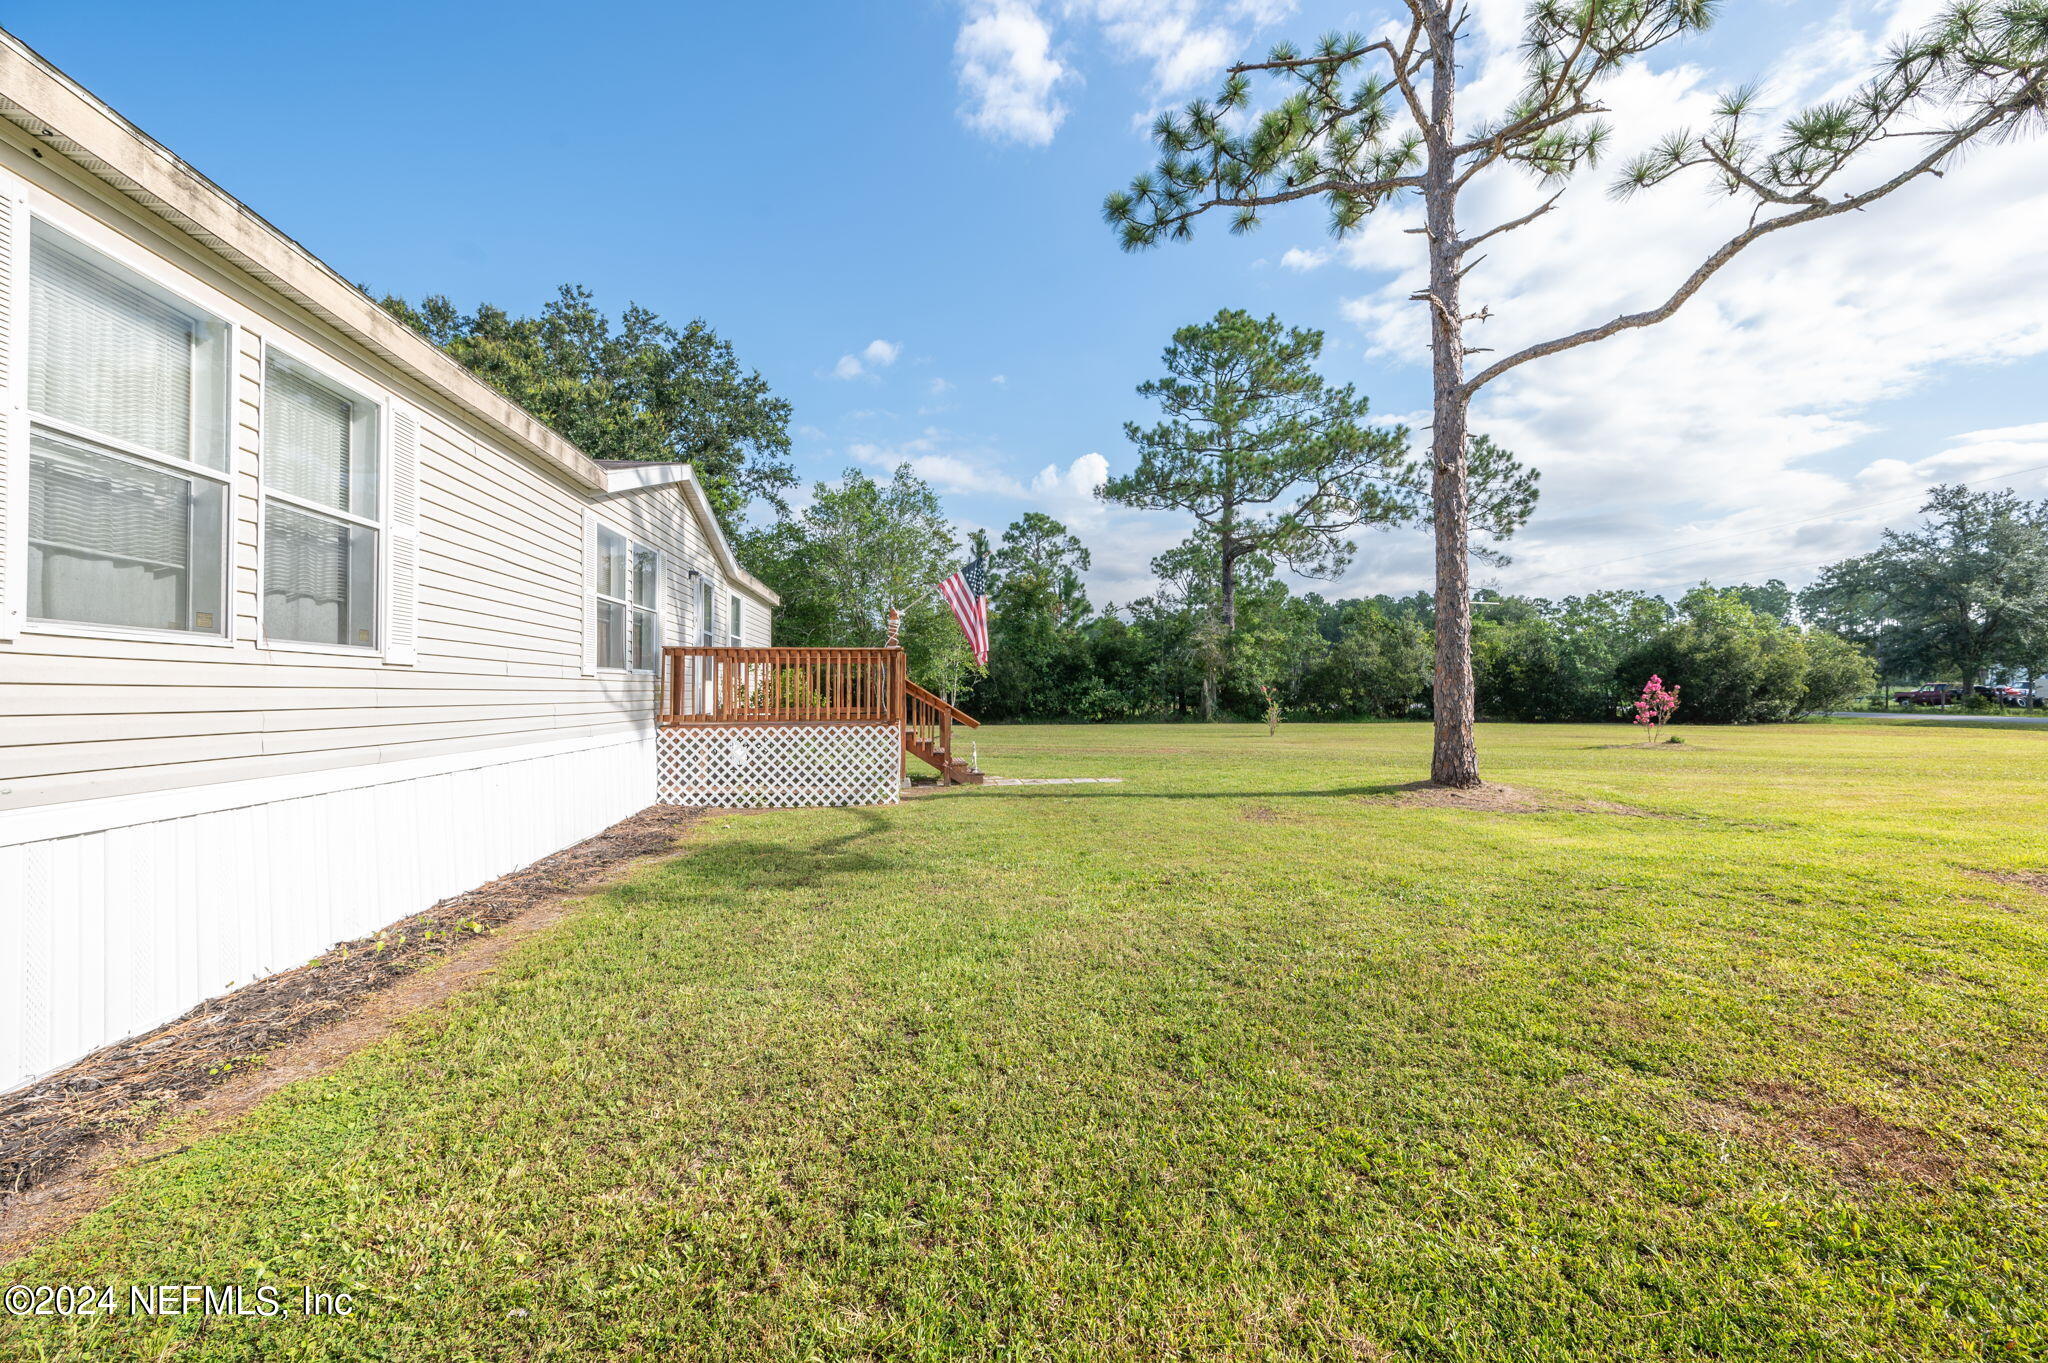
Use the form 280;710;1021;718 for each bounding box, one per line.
14;0;2046;609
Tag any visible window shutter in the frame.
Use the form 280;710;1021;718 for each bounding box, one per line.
383;403;422;664
580;507;599;676
0;183;23;640
653;548;669;649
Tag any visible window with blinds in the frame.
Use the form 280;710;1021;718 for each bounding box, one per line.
594;524;659;671
262;352;381;647
23;221;231;635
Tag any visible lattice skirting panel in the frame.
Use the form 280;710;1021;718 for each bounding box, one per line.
656;724;901;808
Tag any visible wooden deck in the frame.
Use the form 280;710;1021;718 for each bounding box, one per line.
657;646;982;783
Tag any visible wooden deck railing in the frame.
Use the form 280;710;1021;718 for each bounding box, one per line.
658;646;983;783
903;679;980;776
659;646;905;726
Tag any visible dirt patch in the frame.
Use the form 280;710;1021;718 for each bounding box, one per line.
1377;781;1558;812
1585;742;1693;752
1694;1080;1956;1187
0;805;703;1215
1968;868;2048;896
1371;781;1671;818
1241;804;1281;823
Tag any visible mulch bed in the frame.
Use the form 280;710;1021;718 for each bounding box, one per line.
1;804;702;1204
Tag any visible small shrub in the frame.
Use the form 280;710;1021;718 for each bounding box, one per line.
1631;675;1681;745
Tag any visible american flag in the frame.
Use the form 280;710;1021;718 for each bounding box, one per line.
939;550;990;667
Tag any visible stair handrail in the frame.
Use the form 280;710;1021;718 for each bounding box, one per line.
903;679;981;728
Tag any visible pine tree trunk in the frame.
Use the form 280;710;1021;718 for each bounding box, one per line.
1423;1;1479;788
1220;549;1237;634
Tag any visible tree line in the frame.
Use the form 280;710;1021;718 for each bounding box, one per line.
374;282;2048;728
748;474;2048;726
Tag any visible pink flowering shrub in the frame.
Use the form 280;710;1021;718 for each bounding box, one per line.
1632;675;1681;743
1259;683;1282;736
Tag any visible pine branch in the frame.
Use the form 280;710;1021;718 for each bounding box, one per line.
1465;98;2020;395
1456;190;1565;255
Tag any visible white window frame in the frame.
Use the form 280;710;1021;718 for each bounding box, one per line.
16;204;238;648
728;592;743;648
697;576;716;647
256;338;391;657
593;519;662;674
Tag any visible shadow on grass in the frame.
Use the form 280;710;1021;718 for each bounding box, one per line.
946;782;1549;801
1829;717;2048;734
669;808;901;891
945;783;1780;825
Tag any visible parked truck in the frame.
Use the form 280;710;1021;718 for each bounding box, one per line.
1893;684;1965;707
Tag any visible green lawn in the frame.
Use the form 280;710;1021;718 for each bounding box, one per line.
9;721;2048;1360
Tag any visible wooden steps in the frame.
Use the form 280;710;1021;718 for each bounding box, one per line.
904;733;986;785
902;680;984;784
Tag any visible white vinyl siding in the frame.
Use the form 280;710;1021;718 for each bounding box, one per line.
3;730;657;1092
595;483;776;653
0;69;798;1093
0;137;767;816
0;183;21;641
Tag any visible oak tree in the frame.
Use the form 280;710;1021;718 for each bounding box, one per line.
382;286;795;525
1807;484;2048;693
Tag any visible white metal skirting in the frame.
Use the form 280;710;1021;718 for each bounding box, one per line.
0;733;656;1094
656;724;900;808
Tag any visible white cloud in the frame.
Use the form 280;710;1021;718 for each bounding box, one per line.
1069;0;1237;96
956;0;1070;146
991;374;1008;385
928;377;954;396
830;338;905;381
1016;451;1198;604
851;433;1028;497
1029;450;1111;514
955;0;1297;144
1279;246;1328;271
833;436;1178;603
